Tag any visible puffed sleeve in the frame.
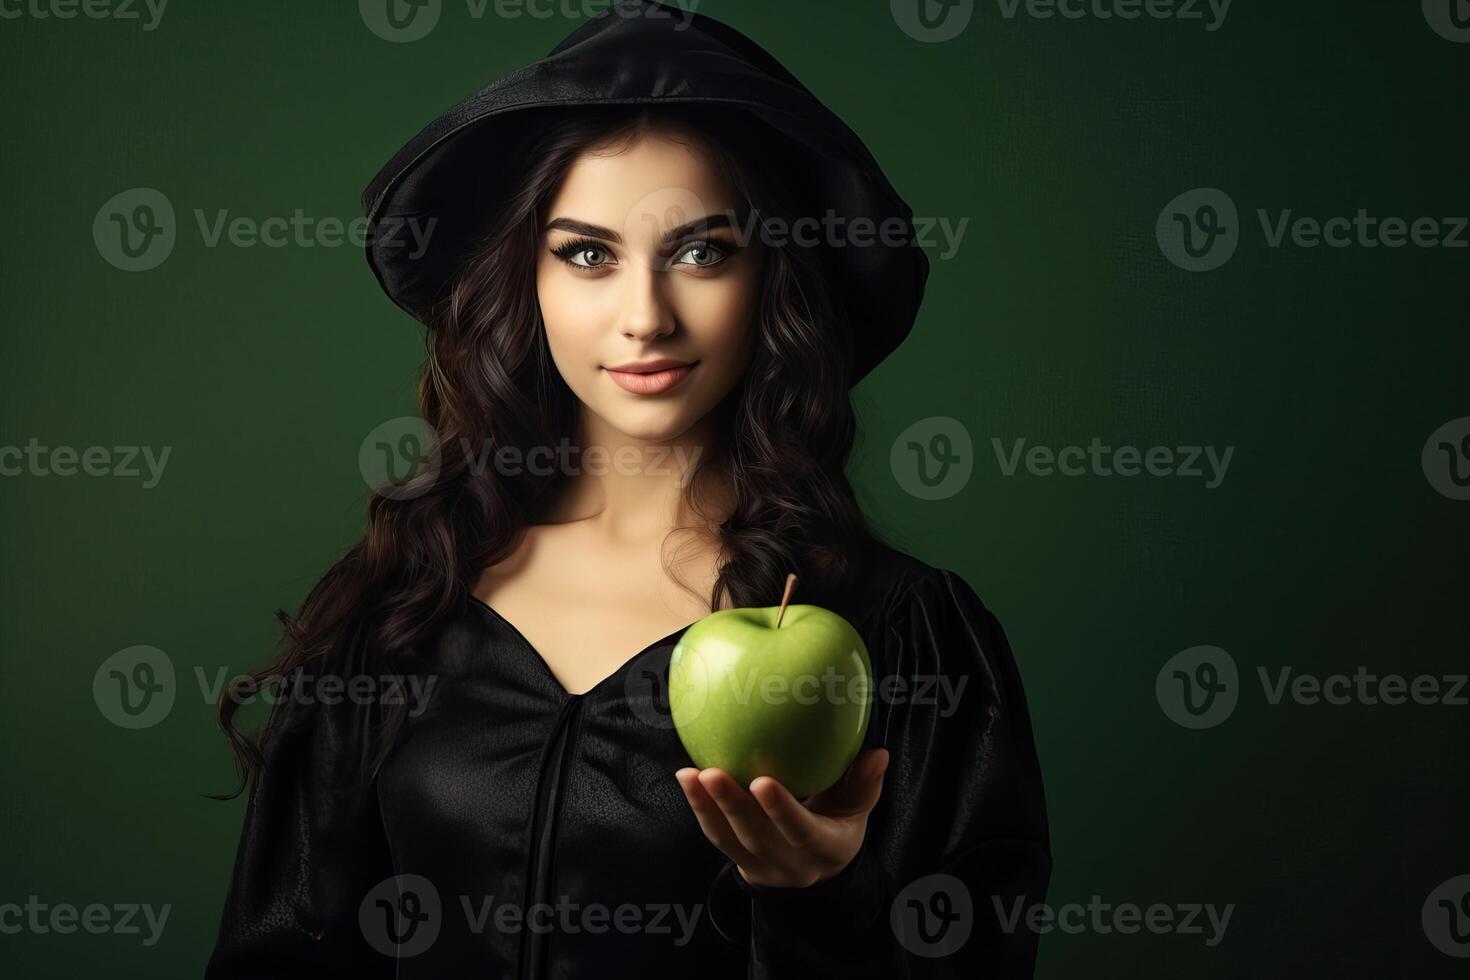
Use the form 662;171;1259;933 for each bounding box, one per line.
204;622;398;979
706;565;1051;978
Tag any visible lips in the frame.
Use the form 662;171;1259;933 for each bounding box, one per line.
604;361;697;395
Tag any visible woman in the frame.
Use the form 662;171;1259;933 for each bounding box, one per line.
204;2;1049;977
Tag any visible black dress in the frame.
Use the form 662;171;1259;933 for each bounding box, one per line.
203;543;1051;978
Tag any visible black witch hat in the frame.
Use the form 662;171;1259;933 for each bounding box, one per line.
361;0;929;384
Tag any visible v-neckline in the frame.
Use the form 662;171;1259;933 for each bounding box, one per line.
466;592;699;700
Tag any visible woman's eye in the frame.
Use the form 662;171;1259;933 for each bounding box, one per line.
568;247;608;268
551;238;614;270
674;241;729;269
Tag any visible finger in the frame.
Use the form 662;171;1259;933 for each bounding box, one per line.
810;748;889;817
748;775;822;850
677;769;767;871
697;768;789;861
853;748;890;809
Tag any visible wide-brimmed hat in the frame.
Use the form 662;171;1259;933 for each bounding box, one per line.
361;0;929;385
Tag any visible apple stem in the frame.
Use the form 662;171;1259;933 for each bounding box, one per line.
774;572;797;628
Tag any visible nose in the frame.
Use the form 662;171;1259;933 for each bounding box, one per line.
615;260;676;342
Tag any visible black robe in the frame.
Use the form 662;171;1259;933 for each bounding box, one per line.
203;543;1050;978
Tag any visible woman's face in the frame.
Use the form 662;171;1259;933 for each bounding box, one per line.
535;128;763;445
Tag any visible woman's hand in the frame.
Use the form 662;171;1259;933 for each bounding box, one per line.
675;747;890;888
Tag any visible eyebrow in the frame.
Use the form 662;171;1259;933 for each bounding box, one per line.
543;212;736;254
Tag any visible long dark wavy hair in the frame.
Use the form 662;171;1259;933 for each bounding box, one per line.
213;103;890;799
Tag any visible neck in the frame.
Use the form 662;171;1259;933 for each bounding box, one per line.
542;405;732;545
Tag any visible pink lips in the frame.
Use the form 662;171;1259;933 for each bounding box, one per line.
604;362;697;395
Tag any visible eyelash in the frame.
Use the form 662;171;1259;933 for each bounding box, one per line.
549;237;734;271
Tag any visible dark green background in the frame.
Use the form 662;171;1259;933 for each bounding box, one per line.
2;1;1465;975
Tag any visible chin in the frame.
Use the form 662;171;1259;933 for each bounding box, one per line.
600;409;698;445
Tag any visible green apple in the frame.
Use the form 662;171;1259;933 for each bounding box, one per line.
668;599;873;799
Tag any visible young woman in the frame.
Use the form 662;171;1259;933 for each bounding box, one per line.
205;3;1049;977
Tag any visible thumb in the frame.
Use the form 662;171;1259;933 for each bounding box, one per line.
812;747;889;816
859;747;890;804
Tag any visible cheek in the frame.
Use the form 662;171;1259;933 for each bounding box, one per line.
536;260;600;357
672;273;760;360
